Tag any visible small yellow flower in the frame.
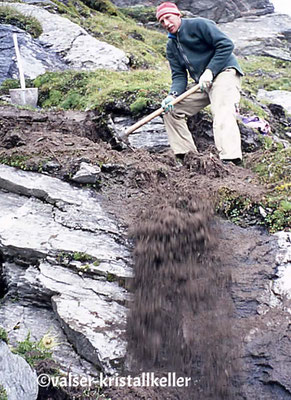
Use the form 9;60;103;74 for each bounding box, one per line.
39;333;60;350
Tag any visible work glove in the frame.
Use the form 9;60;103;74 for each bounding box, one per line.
161;95;175;113
199;69;213;92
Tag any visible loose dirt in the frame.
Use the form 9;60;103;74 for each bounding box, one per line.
0;106;283;400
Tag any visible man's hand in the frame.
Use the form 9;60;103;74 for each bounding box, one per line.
199;69;213;91
161;95;175;113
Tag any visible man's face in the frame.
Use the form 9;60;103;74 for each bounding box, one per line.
159;13;181;34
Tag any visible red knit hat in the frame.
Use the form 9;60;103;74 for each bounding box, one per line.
156;2;181;21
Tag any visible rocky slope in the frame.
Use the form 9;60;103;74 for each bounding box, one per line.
0;1;290;400
111;0;275;22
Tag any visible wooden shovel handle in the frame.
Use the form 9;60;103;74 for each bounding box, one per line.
125;84;200;136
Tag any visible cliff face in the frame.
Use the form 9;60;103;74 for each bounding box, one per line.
111;0;275;22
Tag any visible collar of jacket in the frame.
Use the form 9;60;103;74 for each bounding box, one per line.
168;32;176;39
167;19;185;39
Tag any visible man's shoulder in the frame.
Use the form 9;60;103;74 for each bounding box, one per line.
181;17;216;28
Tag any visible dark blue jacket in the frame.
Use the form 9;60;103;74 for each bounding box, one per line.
167;18;243;95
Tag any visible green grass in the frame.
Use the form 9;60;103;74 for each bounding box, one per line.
119;6;157;24
0;5;43;38
219;139;291;233
0;327;8;344
33;68;171;112
49;0;167;69
12;332;53;367
240;56;291;94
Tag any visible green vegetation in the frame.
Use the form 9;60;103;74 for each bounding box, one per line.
0;5;43;38
216;187;290;233
81;0;119;15
239;97;269;119
0;327;8;344
0;155;30;170
119;6;157;24
12;332;54;367
72;251;93;262
240;56;291;95
0;78;35;95
49;0;167;69
251;139;290;232
217;139;291;233
33;69;171;112
56;251;99;266
0;385;8;400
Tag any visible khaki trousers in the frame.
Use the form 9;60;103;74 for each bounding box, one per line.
163;68;242;160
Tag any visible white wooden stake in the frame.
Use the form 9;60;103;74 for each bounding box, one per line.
13;33;26;90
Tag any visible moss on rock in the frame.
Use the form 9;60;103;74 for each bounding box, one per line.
0;5;43;38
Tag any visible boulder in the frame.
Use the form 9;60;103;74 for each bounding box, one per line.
0;25;65;84
219;13;291;59
0;341;38;400
111;0;274;22
257;89;291;115
0;164;132;375
71;162;101;184
0;2;129;84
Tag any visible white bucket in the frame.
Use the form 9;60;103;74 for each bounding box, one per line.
9;88;38;107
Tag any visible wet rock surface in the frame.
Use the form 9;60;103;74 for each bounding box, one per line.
0;25;65;85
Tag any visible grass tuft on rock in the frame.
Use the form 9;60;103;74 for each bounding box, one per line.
33;69;171;112
50;0;167;69
12;332;54;367
217;138;291;233
240;56;291;94
0;5;43;37
0;385;8;400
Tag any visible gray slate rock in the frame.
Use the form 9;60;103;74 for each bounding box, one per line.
0;25;65;84
219;13;291;59
0;341;38;400
0;299;99;378
0;164;132;374
3;2;129;70
111;0;274;23
71;162;101;184
257;89;291;115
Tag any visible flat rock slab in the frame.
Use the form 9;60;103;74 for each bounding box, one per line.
220;13;291;59
0;164;132;374
1;2;129;72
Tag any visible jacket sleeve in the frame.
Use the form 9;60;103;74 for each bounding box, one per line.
166;42;188;95
195;19;234;77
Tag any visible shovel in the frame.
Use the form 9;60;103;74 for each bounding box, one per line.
119;83;200;145
9;33;38;107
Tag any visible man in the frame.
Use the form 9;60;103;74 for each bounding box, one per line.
156;2;244;164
